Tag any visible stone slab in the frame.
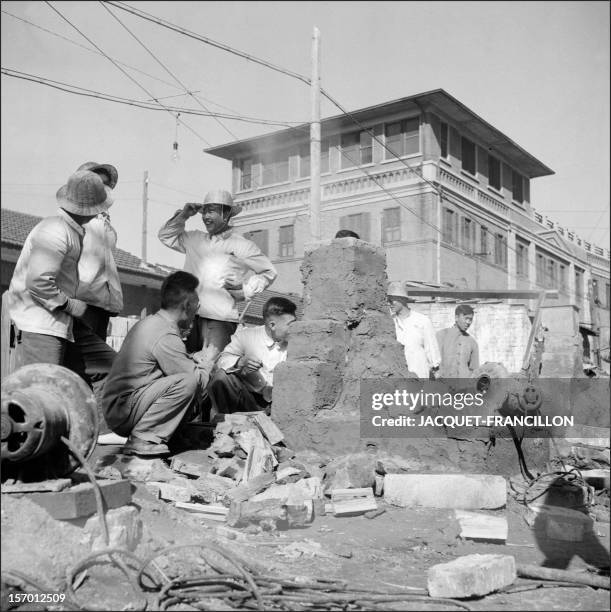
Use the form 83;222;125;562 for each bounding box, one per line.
455;510;508;543
384;474;506;509
428;554;516;598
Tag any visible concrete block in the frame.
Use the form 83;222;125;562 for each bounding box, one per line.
427;554;516;598
287;320;348;362
28;479;132;520
384;474;506;509
540;305;579;335
455;510;508;543
226;499;287;528
83;505;142;552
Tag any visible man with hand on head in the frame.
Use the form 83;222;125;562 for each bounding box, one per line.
102;271;218;457
158;189;277;354
6;169;116;387
208;297;297;416
437;304;479;378
74;161;123;341
388;281;441;379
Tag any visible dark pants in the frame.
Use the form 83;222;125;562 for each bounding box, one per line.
104;372;199;444
185;316;237;354
208;368;270;415
80;305;114;341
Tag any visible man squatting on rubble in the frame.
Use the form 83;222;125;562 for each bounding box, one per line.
6;169;117;390
436;304;480;378
208;297;297;417
102;272;218;456
158;189;277;354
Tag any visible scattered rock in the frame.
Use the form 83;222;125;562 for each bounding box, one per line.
322;453;377;493
210;433;237;457
83;505;142;552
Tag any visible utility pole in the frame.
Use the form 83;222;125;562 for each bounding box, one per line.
310;26;321;242
142;170;149;263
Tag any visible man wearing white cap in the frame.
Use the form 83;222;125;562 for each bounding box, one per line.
74;161;123;341
387;281;441;379
6;170;116;383
158;190;277;353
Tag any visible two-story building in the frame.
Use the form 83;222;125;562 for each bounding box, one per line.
205;88;609;365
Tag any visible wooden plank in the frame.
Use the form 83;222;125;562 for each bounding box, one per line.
333;497;378;516
250;412;284;445
175;502;228;521
331;487;374;502
1;478;72;493
225;472;275;504
241;428;277;484
455;510;508;543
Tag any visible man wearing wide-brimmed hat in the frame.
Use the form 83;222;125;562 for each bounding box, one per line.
387;281;441;379
158;189;277;354
6;170;116;384
74;161;123;341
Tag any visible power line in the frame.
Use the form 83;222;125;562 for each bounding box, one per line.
43;0;211;146
149;182;202;198
1;68;307;127
100;1;238;140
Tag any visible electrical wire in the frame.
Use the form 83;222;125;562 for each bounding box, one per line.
100;1;238;140
43;0;211;146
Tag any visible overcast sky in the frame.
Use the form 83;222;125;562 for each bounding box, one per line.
1;1;609;270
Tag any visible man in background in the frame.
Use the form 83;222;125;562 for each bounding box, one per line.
437;304;479;378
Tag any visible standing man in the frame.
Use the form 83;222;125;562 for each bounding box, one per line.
158;189;277;353
75;161;123;341
6;170;116;386
208;297;297;416
388;281;441;379
437;304;479;378
102;271;218;456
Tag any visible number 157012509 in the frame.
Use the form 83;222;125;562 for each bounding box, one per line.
8;593;66;604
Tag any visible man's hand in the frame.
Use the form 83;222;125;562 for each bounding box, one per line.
63;298;88;319
222;272;243;290
237;356;263;374
227;289;245;302
180;202;201;218
192;344;219;369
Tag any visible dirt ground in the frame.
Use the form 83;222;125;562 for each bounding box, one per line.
2;443;609;612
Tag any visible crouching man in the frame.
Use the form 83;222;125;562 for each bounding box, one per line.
102;271;218;456
208;297;297;416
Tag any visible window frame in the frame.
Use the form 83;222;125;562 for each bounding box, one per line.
440;121;449;159
340;130;373;170
278;224;295;258
488;154;502;191
383;117;420;160
461;136;477;176
239;157;253;191
381;207;401;244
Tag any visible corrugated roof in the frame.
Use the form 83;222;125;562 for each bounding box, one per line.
1;208;167;278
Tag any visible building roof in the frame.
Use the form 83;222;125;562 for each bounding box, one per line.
1;208;167;279
204;88;554;179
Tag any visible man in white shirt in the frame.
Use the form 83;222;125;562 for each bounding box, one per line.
158;189;277;354
208;297;297;415
6;170;116;385
388;281;441;379
75;161;123;341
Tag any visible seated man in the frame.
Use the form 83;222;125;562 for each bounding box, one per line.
102;271;218;456
208;297;297;415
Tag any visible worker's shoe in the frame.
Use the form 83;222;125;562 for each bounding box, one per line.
122;436;170;457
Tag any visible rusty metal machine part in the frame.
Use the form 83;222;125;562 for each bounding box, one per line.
1;364;98;481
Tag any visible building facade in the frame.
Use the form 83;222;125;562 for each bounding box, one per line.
205;89;609;364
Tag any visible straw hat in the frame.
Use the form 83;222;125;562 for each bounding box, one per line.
77;161;118;189
203;189;242;218
56;170;113;216
387;281;414;301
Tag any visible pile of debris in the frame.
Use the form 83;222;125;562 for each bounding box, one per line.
138;412;379;530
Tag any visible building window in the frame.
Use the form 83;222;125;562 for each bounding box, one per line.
516;241;528;276
479;226;488;258
512;170;524;203
461;217;474;253
299;140;329;177
442;208;456;245
440;121;449;159
559;264;568;294
536;254;545;286
592;279;600;304
239;158;253;191
261;151;289;185
488;155;501;190
575;269;583;302
382;207;401;244
461;137;476;175
243;229;269;255
494;233;507;268
384;117;419;159
278;225;294;258
340;130;372;169
339;212;370;241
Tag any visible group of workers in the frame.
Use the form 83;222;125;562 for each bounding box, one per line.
5;164;479;457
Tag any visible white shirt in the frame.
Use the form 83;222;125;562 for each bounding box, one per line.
7;209;84;341
217;325;287;392
158;212;277;322
393;308;441;378
76;212;123;313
